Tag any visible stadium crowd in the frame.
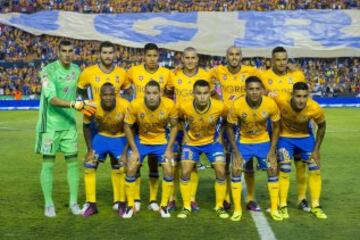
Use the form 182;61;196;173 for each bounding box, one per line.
0;0;359;98
0;0;359;13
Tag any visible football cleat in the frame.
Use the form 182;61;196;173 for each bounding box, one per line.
216;207;230;219
167;200;177;212
246;201;261;212
122;207;134;219
191;201;200;212
177;208;191;219
223;200;232;211
134;200;141;212
298;199;311;212
230;211;242;221
279;206;290;219
118;202;126;217
160;206;171;218
44;205;56;218
311;206;327;219
148;201;160;211
112;201;120;211
82;202;98;217
69;203;82;215
270;210;283;221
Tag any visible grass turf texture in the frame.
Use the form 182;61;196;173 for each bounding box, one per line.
0;109;359;240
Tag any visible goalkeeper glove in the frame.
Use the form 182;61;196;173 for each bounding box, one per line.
70;100;96;117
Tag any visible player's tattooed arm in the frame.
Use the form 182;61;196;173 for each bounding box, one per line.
312;121;326;167
226;122;244;170
165;118;178;162
268;120;280;174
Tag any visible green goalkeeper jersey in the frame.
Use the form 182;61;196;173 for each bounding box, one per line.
36;60;81;132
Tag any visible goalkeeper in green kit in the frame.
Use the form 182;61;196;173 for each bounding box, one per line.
35;40;96;217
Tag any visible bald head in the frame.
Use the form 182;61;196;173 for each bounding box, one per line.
226;45;242;68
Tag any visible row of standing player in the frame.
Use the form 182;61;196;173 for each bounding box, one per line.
35;41;326;220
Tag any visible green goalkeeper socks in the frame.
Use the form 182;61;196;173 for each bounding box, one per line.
66;160;79;206
40;161;55;207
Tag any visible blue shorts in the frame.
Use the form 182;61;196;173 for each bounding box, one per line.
93;134;127;161
181;142;225;164
277;136;315;163
135;139;167;164
237;142;270;170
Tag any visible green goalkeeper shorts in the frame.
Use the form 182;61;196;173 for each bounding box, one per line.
35;130;78;156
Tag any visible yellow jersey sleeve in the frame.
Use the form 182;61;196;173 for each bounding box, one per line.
77;68;89;89
227;100;239;125
124;101;137;125
309;101;325;124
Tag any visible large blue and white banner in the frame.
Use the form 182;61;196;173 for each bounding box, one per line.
0;10;359;57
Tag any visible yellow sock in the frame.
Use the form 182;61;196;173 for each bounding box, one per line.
134;176;141;201
84;168;96;203
160;177;174;207
279;171;290;207
170;165;180;201
119;168;126;202
215;179;226;209
180;177;191;210
111;169;121;203
231;176;242;212
308;170;321;207
190;168;199;202
225;174;231;203
244;172;255;202
125;176;136;207
295;161;308;202
149;175;159;202
268;178;280;213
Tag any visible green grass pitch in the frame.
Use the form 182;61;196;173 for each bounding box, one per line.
0;108;359;240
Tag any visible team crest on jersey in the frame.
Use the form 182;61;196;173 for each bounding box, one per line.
268;79;273;85
288;77;294;84
208;115;216;125
159;76;164;84
223;75;227;80
178;79;182;84
139;76;144;81
95;76;100;82
261;111;268;118
115;76;120;83
139;113;145;119
66;75;71;81
159;111;166;120
240;113;247;119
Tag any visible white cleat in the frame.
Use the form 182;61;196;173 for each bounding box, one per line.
160;207;171;218
70;203;82;215
122;207;134;219
112;202;120;211
134;201;141;212
148;201;160;211
44;205;56;218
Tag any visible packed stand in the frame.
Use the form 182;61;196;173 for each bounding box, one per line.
0;0;359;13
0;23;359;98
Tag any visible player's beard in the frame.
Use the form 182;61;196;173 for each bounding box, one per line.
100;58;113;69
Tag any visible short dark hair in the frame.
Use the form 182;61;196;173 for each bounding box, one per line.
272;46;287;56
100;41;115;52
58;40;72;50
144;43;159;53
101;82;115;94
245;76;263;87
293;82;309;91
145;80;160;91
193;80;210;90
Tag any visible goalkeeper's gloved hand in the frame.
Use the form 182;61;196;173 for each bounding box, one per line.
70;100;96;117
